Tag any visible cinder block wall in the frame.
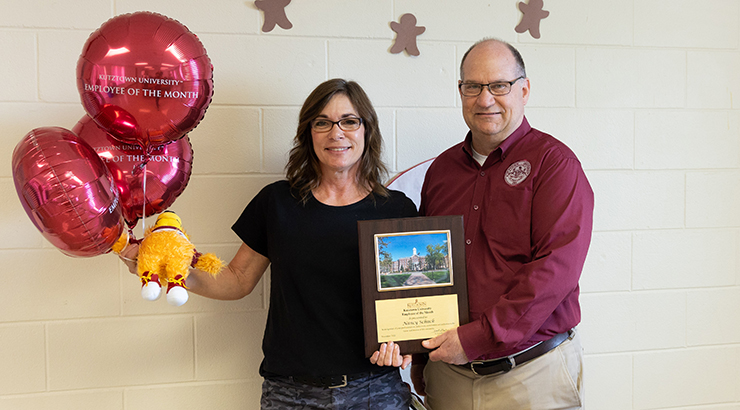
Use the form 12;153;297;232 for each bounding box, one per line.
1;1;739;409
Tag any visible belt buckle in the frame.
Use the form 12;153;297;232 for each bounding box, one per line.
469;361;485;375
469;355;516;376
328;375;347;389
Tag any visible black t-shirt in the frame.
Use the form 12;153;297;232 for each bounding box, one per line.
232;180;418;377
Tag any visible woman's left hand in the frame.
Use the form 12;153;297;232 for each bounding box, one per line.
369;341;411;370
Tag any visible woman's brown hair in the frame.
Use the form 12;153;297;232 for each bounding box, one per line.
285;78;389;203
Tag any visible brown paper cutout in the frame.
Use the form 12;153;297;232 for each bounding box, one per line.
255;0;293;32
390;13;426;56
515;0;549;39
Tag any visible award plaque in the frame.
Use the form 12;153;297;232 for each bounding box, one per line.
358;215;468;357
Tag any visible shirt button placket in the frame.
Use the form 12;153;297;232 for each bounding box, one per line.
467;167;487;247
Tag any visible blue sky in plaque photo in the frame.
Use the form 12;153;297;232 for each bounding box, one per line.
381;232;448;259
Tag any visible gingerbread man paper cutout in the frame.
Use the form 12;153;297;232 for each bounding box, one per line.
255;0;293;32
390;13;426;56
515;0;549;39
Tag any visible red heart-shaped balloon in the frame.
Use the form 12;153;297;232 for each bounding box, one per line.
12;127;125;257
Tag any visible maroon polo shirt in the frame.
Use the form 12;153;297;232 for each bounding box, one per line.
420;117;594;361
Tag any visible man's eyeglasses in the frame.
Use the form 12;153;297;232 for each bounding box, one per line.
311;117;363;132
458;76;525;97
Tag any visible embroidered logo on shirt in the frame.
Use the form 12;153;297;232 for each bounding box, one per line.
504;160;531;186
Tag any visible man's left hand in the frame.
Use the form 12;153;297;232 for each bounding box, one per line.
422;328;469;365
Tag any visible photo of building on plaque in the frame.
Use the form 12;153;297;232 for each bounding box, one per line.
374;230;453;291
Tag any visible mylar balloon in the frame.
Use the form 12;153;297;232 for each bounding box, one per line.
76;11;213;149
72;115;193;228
11;127;124;257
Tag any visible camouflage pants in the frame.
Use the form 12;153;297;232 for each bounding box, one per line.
261;369;411;409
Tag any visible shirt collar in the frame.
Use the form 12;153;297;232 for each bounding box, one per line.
462;116;532;165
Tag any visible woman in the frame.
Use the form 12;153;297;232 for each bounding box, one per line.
122;79;416;409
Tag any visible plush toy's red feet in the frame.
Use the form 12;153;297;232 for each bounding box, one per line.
140;272;162;301
166;274;188;307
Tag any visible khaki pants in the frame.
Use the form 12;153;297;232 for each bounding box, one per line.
423;330;583;410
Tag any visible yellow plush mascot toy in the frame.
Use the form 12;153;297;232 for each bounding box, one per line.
113;211;224;306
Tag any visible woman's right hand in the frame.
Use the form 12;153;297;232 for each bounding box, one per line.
118;242;139;275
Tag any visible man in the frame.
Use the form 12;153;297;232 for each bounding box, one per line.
412;38;593;409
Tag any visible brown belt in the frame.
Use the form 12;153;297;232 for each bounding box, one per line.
284;367;395;389
461;329;574;376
